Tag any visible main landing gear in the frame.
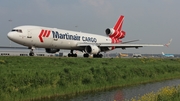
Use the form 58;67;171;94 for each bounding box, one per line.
83;53;103;58
83;53;89;58
68;50;77;57
93;54;103;58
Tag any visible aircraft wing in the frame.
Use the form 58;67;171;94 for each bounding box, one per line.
0;46;28;49
101;43;164;49
0;46;43;50
77;43;164;49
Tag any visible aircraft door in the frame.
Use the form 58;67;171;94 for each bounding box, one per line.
27;30;33;42
27;30;32;39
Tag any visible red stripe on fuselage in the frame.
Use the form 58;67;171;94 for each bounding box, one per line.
43;30;47;37
39;30;44;42
46;30;50;37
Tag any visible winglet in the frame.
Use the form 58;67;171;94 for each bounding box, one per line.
164;38;172;47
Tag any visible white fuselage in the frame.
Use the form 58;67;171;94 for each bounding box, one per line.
6;15;166;57
7;25;112;50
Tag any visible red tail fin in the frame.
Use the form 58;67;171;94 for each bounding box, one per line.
111;15;126;39
114;15;124;31
106;15;126;40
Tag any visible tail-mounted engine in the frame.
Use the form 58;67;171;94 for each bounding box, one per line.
105;28;126;39
45;48;60;53
85;45;100;54
105;15;126;39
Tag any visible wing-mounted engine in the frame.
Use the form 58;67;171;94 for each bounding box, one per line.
85;45;100;54
45;48;60;53
105;28;126;39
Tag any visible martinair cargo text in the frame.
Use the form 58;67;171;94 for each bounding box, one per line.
7;15;167;58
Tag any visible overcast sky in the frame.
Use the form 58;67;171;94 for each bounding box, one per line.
0;0;179;54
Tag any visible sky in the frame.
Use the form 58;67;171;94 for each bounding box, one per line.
0;0;180;54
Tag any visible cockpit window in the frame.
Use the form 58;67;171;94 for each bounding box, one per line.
11;29;22;33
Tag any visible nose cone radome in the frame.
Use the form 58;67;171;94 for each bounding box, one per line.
7;32;20;43
7;32;14;40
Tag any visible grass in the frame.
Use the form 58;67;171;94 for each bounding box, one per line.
128;85;180;101
0;57;180;101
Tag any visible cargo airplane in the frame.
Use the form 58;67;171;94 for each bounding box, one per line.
7;15;167;58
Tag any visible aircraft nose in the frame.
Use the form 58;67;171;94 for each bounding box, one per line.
7;32;14;40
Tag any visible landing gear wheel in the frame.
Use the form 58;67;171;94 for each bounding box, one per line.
93;54;103;58
68;50;77;57
29;51;34;56
99;54;103;58
83;54;89;58
74;54;77;57
68;53;77;57
29;49;34;56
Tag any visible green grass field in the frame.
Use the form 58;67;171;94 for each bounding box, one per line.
0;56;180;101
128;85;180;101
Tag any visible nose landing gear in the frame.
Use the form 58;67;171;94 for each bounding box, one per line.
29;49;34;56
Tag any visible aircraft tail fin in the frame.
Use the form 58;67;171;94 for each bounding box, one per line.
162;52;165;55
164;38;172;47
106;15;126;39
114;15;124;31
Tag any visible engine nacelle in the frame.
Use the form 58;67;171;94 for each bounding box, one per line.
105;28;115;36
85;45;100;54
105;28;126;39
45;48;60;53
